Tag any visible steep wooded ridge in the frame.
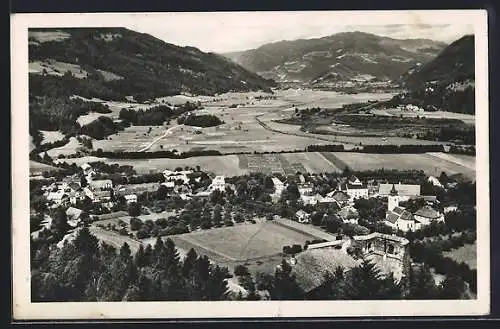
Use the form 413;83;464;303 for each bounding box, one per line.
390;35;475;114
28;27;276;102
402;35;475;88
223;31;447;86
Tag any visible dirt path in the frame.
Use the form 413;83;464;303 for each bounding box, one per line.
137;124;183;152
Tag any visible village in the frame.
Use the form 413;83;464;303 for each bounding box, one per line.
29;159;476;298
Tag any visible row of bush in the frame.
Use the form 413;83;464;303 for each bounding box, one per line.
89;143;472;160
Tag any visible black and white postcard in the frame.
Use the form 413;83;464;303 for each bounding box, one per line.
11;10;490;319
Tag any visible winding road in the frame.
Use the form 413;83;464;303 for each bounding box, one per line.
254;100;384;147
137;124;183;152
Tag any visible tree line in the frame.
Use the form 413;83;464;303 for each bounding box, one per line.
30;227;472;302
178;114;224;127
88;143;475;161
409;231;477;294
118;104;195;126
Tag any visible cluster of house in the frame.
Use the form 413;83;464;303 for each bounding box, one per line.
273;174;444;233
43;167;114;208
384;183;444;232
43;164;230;212
396;104;425;112
161;169;227;199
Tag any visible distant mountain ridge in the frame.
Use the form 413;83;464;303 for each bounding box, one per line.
223;31;447;87
28;27;276;101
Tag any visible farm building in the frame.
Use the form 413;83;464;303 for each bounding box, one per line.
69;190;85;205
326;190;351;207
295;210;311;223
80;163;92;174
94;190;112;203
271;177;285;196
385;186;442;232
45;191;68;206
413;205;444;225
385;206;416;232
298;183;314;196
124;194;138;204
163;169;192;184
209;175;226;192
301;193;325;206
339;176;368;200
428;176;444;188
162;181;175;188
65;207;85;227
80;163;96;179
89;179;113;190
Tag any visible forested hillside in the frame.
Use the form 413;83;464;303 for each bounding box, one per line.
390;35;475;114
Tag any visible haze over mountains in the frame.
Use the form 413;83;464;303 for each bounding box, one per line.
223;31;448;87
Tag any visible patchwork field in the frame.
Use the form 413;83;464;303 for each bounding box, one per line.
77;90;404;155
57;150;475;179
329;152;476;180
93;125;169;152
237;153;341;175
442;242;477;270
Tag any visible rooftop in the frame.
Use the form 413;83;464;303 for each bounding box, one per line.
392;206;405;215
379;183;421;196
342;182;368;190
271;177;284;186
65;206;83;219
353;232;409;246
386;212;399;224
414;205;441;219
327;190;351;202
89;179;113;189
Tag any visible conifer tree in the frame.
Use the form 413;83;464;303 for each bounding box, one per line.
270;259;304;300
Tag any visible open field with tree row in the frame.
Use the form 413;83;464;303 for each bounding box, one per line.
51;151;475;180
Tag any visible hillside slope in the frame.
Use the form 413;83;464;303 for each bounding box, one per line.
389;35;475;114
223;31;447;87
29;27;276;102
402;35;475;88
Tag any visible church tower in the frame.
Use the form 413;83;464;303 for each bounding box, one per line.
388;184;399;212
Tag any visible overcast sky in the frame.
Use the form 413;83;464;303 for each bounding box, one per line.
121;11;475;53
